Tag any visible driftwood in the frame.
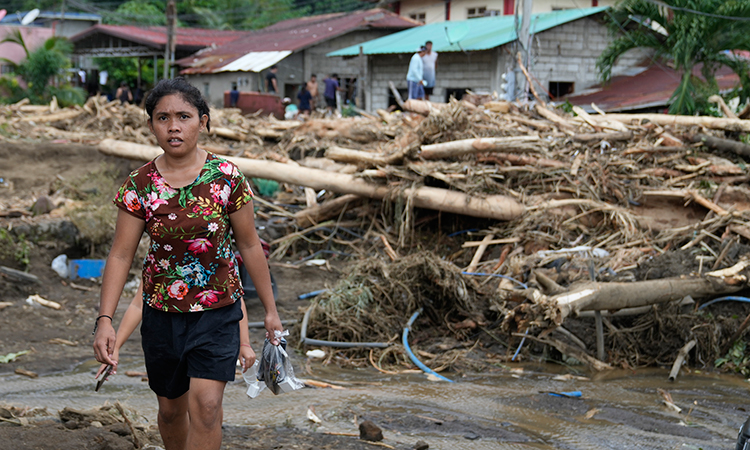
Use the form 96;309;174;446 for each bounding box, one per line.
668;339;696;381
604;113;750;133
98;139;526;221
690;133;750;157
402;99;434;116
294;194;363;228
20;108;85;123
326;145;407;167
419;136;542;159
512;259;750;328
708;95;738;119
572;130;633;143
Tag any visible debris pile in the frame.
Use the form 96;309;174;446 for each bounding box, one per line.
4;93;750;375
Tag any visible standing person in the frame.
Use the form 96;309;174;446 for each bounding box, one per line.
421;41;438;101
406;46;426;100
297;84;312;117
93;77;283;450
305;74;318;110
116;81;133;104
265;65;278;94
323;73;342;116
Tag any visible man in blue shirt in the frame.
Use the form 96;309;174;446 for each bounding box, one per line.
407;46;426;100
297;85;312;117
323;73;342;115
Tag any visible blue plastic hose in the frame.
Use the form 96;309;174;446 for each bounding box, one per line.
698;296;750;310
402;309;454;383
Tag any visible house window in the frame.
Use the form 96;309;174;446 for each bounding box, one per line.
444;87;470;102
467;7;487;18
409;12;426;23
549;81;574;99
203;83;210;99
0;64;14;74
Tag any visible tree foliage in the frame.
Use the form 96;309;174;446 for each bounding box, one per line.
597;0;750;115
0;30;84;105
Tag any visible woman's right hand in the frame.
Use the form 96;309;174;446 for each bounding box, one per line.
95;347;120;378
93;319;117;366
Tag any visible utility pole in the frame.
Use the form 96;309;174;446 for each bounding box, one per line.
164;0;176;80
517;0;532;100
58;0;66;36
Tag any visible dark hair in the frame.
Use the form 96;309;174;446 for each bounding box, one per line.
425;40;432;45
145;77;211;131
311;73;316;78
332;73;338;78
271;65;278;70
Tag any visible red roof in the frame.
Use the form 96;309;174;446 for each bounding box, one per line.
177;8;419;73
566;63;741;112
69;24;248;52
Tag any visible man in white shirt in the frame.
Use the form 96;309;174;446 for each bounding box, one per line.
406;46;426;100
421;40;438;100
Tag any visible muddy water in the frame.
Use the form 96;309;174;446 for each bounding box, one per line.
1;355;748;450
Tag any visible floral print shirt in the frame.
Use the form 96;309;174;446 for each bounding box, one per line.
114;153;254;313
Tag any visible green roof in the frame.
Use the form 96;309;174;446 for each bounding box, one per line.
327;7;608;57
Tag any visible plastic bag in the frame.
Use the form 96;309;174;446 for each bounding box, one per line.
244;330;304;398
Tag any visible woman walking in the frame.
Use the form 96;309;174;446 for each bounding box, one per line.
93;77;282;450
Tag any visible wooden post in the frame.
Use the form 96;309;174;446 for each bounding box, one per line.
358;46;366;109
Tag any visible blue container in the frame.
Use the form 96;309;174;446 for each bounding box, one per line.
68;259;106;279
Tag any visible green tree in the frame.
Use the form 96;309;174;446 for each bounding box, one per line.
597;0;750;115
103;0;167;26
0;30;84;105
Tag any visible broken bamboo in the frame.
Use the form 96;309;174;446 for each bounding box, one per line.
668;339;696;381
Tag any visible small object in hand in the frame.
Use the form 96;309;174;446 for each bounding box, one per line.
95;364;113;392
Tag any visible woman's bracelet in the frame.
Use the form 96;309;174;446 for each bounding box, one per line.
92;315;113;335
240;343;252;349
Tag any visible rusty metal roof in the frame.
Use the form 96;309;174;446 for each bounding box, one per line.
69;24;248;53
178;8;419;74
566;63;741;113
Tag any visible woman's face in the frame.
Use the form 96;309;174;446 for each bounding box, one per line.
148;93;208;158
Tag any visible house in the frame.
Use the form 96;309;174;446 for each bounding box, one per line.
176;8;420;108
0;26;54;75
328;7;648;111
565;64;742;113
393;0;617;23
0;10;101;38
69;25;249;91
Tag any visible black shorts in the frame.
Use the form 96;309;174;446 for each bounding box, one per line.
325;97;336;108
424;87;434;96
141;299;242;399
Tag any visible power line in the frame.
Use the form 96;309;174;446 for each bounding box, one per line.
644;0;750;22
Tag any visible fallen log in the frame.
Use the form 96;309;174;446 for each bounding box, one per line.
690;133;750;157
402;99;435;116
294;194;363;228
419;136;542;159
210;127;246;141
98;139;525;221
572;130;633;143
509;259;750;329
604;113;750;133
326;145;405;167
20;108;86;123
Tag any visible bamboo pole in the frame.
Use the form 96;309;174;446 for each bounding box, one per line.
419;136;541;159
98;139;525;221
603;113;750;133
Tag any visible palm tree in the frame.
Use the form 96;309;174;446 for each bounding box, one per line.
597;0;750;115
1;30;74;102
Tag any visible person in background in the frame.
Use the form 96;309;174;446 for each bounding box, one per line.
283;97;298;120
229;83;240;108
116;81;133;105
93;77;283;450
406;46;426;100
265;65;278;94
323;73;343;116
297;84;312;117
306;74;318;110
421;41;438;101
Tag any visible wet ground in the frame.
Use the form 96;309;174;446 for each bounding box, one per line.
1;353;749;449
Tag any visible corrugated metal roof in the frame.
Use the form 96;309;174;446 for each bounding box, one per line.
69;24;248;52
178;8;419;74
217;51;291;72
566;64;741;113
327;7;608;56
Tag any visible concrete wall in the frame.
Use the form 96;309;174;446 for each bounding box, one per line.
366;15;647;111
185;72;261;107
399;0;618;23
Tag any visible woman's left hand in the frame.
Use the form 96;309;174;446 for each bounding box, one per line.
240;344;256;372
